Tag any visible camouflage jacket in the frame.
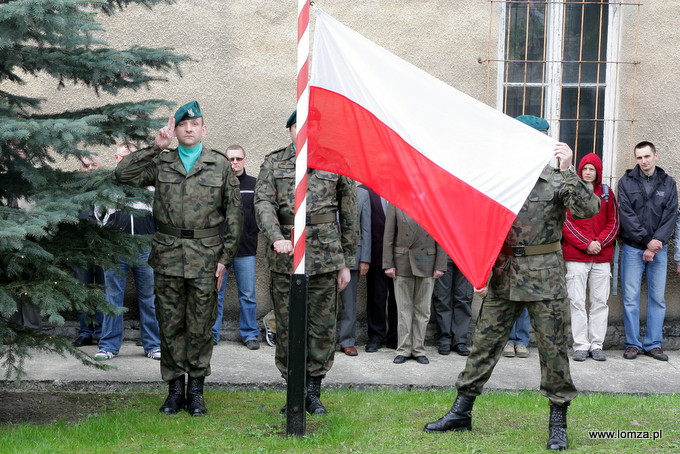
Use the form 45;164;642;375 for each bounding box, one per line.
254;143;358;275
489;165;599;301
115;145;242;278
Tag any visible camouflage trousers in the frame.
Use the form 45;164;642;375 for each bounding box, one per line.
456;296;577;405
270;271;338;380
154;273;218;382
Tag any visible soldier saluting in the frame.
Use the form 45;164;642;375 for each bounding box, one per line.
115;101;242;417
254;110;358;415
424;115;600;451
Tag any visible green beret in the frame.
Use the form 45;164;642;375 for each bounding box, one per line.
286;110;297;129
174;101;202;125
515;115;549;131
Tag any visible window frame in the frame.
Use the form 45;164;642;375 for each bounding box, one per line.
496;0;622;185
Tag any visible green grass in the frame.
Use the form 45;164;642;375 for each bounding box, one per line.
1;390;678;453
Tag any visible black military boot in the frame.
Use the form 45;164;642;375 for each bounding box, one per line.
159;375;186;415
186;376;207;417
305;376;327;415
547;402;569;451
423;393;476;432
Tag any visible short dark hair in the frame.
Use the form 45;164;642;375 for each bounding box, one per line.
226;144;245;157
634;141;656;155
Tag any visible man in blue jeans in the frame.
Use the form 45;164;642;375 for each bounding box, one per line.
95;143;161;361
618;141;677;361
212;145;260;349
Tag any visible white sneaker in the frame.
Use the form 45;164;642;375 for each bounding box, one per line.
94;350;117;361
147;350;161;360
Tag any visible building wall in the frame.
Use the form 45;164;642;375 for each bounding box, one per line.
9;1;679;346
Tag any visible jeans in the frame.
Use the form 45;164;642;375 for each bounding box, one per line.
99;250;160;354
620;244;668;351
72;265;105;339
212;255;258;343
507;307;530;346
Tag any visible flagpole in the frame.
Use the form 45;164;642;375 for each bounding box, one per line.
286;0;312;437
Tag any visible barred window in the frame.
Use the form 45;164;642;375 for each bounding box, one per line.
497;0;625;170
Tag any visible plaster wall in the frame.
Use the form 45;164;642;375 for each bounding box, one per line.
9;1;680;346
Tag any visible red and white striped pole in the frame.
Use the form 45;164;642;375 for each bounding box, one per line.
293;0;311;274
286;0;312;436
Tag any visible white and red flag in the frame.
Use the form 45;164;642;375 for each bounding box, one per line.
307;9;557;289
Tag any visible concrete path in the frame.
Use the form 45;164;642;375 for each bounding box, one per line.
1;341;678;394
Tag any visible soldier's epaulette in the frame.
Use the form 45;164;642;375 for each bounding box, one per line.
208;148;228;159
265;147;287;157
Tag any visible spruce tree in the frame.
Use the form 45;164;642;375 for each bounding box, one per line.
0;0;190;380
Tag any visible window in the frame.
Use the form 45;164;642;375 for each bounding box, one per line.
497;0;622;172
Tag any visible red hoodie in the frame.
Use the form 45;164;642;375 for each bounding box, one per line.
562;153;619;263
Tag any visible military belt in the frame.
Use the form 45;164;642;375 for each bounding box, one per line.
278;212;337;226
157;223;221;239
501;241;561;257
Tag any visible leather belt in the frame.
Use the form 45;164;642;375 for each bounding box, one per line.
500;241;561;257
278;212;337;226
157;223;220;239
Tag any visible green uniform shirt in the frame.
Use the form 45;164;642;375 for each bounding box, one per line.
115;145;242;278
254;143;359;275
489;165;600;301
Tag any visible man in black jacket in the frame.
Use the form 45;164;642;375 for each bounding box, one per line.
618;141;677;362
212;145;260;349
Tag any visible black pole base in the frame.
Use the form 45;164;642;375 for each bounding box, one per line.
286;273;308;437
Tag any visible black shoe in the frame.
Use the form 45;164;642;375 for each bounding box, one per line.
438;345;451;356
393;355;407;364
186;376;207;416
424;394;475;432
245;339;260;350
415;355;429;364
159;375;186;415
365;342;380;353
306;376;327;415
453;344;470;356
72;335;94;347
385;341;398;349
547;403;569;451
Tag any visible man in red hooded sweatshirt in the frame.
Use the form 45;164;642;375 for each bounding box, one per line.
562;153;619;361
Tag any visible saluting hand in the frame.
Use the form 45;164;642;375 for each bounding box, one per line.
155;116;176;149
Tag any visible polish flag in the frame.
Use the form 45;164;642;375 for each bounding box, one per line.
307;9;557;289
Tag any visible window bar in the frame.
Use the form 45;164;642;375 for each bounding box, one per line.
592;1;605;158
503;3;514;114
558;1;568;142
540;3;548;118
485;0;495;106
573;0;587;162
522;2;531;115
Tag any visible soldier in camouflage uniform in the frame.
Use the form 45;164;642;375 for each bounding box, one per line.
424;116;599;451
254;111;358;415
115;101;242;417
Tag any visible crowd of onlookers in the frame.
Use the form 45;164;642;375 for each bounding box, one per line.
10;138;675;368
